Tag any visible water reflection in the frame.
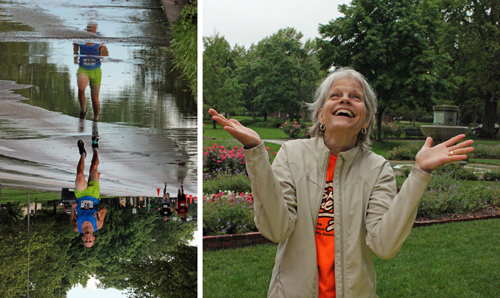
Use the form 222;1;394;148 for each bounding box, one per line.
74;22;109;121
0;194;197;297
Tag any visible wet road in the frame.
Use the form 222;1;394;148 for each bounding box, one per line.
0;0;197;196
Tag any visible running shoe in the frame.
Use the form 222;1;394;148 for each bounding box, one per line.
79;108;88;120
77;140;87;157
92;136;99;149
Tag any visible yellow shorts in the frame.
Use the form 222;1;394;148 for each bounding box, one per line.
74;181;100;199
77;67;102;86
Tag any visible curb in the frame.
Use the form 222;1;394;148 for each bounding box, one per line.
204;215;500;250
203;232;272;251
413;213;500;227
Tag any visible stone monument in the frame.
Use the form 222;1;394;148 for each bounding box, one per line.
420;105;469;143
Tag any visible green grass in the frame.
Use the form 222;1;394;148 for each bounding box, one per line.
370;140;411;158
469;158;500;165
203;219;500;298
0;188;60;202
204;124;288;140
203;123;286;154
203;243;276;297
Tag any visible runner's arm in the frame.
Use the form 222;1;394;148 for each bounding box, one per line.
96;206;107;229
71;202;78;232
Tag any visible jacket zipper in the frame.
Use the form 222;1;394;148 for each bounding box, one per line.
339;159;346;298
315;152;330;297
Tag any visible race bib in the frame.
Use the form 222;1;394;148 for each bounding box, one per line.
80;200;94;209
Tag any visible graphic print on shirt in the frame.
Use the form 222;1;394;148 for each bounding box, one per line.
316;180;335;236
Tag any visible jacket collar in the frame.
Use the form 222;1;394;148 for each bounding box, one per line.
314;136;363;165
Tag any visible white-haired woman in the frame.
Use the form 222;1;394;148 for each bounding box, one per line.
209;68;474;298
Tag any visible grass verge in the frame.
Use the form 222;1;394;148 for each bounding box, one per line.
203;219;500;298
0;188;60;202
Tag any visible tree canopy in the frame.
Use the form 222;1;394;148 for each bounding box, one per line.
317;0;455;141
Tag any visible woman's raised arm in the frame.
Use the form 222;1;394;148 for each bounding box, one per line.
209;109;262;149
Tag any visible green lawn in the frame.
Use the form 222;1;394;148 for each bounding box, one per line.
203;219;500;298
0;188;60;202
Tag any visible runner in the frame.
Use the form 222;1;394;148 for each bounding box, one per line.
73;21;109;121
70;138;106;247
175;184;188;222
158;183;174;221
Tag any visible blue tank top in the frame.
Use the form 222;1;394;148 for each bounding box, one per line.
76;196;100;233
78;43;102;70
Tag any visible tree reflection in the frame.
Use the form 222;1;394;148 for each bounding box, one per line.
0;198;196;297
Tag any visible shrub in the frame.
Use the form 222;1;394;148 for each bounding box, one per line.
483;169;500;181
470;144;500;159
170;2;197;97
418;183;500;219
239;119;282;128
203;191;256;236
203;172;251;194
203;144;277;174
387;142;421;160
381;122;405;139
432;163;479;181
280;121;305;139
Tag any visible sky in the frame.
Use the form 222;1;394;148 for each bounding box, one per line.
203;0;351;48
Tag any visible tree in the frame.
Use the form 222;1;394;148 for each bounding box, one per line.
317;0;454;141
203;34;245;128
253;28;321;121
440;0;500;138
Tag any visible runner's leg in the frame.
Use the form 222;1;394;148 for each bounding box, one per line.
89;149;99;182
75;153;87;192
77;74;89;115
90;85;100;121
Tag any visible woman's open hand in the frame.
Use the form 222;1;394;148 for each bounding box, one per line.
415;134;474;173
209;109;262;149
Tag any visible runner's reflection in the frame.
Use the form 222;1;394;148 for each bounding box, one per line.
73;21;108;122
158;183;174;222
70;137;105;247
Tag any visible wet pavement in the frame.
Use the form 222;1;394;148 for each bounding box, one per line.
0;0;197;197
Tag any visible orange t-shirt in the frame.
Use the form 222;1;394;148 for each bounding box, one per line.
316;155;337;298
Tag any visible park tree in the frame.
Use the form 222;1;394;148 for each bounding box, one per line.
203;34;245;128
317;0;454;141
440;0;500;138
253;28;321;122
234;44;261;118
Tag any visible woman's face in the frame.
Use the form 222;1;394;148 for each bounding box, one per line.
319;78;369;137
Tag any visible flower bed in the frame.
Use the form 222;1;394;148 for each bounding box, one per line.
203;165;500;236
203;191;256;236
203;143;277;175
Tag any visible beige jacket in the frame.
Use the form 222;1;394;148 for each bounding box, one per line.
244;137;431;298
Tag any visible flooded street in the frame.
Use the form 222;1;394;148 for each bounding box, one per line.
0;1;198;297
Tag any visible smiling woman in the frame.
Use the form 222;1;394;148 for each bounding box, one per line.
209;67;475;298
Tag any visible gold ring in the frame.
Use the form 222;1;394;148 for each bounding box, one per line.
449;150;454;156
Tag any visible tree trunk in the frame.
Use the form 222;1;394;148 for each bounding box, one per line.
264;112;268;122
376;107;386;142
479;93;498;139
212;119;217;129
